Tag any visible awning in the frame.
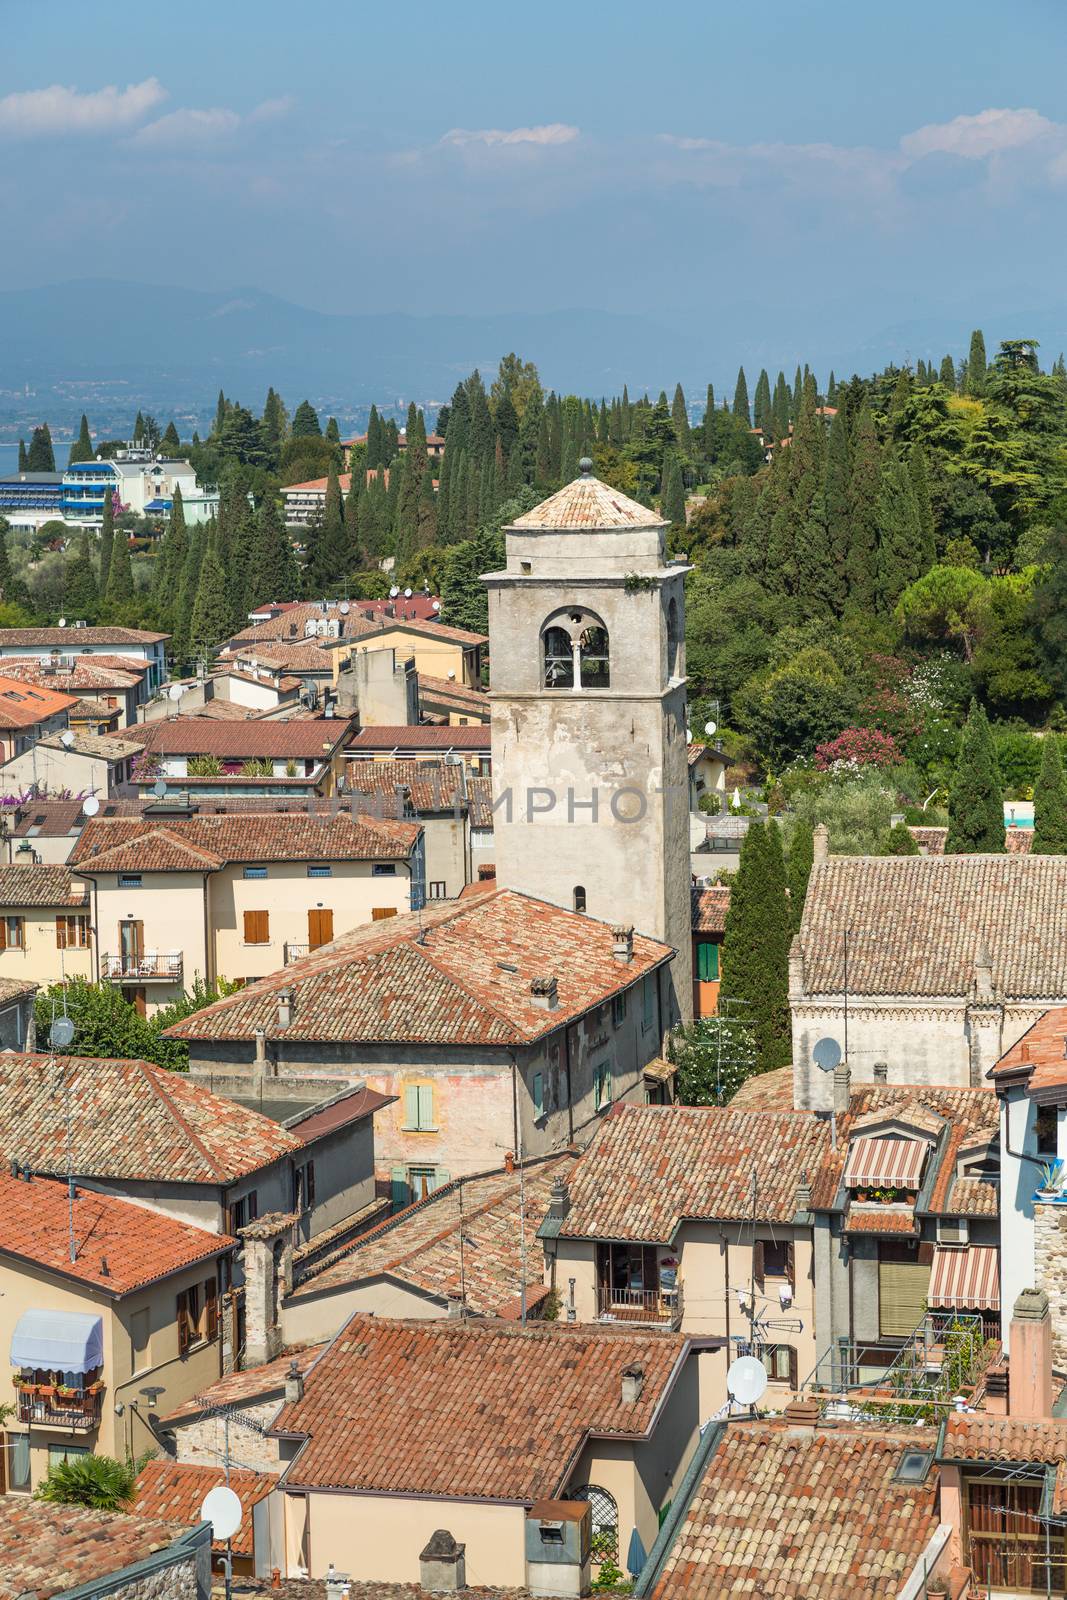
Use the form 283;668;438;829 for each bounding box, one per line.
10;1309;103;1371
928;1244;1000;1312
844;1136;927;1189
643;1058;677;1083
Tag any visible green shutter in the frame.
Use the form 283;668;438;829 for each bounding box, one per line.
697;941;720;982
432;1167;450;1192
533;1072;544;1116
390;1165;409;1211
404;1085;420;1129
417;1083;434;1129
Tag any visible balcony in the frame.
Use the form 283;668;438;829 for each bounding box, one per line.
101;952;183;983
596;1283;683;1329
16;1382;104;1431
284;942;310;964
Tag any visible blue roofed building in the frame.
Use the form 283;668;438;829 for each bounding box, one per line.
0;472;64;533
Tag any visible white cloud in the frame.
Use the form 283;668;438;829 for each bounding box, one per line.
901;107;1057;160
131;99;292;148
440;123;579;149
247;96;295;124
0;78;166;138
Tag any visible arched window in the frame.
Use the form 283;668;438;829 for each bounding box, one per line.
569;1484;618;1562
666;597;681;681
573;886;586;913
541;609;610;690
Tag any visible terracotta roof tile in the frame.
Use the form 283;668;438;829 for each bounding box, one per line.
116;715;354;759
71;812;418;872
135;1461;277;1557
0;1169;233;1293
274;1315;687;1498
1007;827;1035;854
844;1205;919;1236
0;1052;302;1184
161;1343;326;1425
799;854;1067;997
691;885;729;933
292;1155;573;1311
37;729;142;759
227;603;484;649
0;1498;195;1599
345;759;469;816
0;864;88;906
230;640;335;674
349;724;491;751
508;474;665;531
163;889;672;1046
942;1413;1067;1463
0;626;168;644
0;676;75;727
652;1420;940;1600
0;659;141;692
560;1104;830;1240
418;674;491;715
992;1004;1067;1088
728;1065;797;1111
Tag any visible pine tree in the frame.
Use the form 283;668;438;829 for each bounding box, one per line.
68;414;94;466
98;489;115;598
26;425;55;472
291;400;322;438
786;820;815;935
660;455;686;527
17;440;27;472
189;536;231;658
946;699;1004;853
104;523;133;609
844;403;880;610
732;367;750;422
63;529;98;621
720;821;791;1074
966;330;987;395
1032;738;1067;853
874;449;923;611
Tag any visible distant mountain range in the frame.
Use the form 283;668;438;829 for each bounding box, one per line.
5;277;1067;421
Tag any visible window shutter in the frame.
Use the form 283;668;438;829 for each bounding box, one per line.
788;1347;798;1389
243;910;256;943
404;1085;420;1128
878;1259;930;1338
390;1165;409;1210
247;1190;258;1222
176;1292;190;1355
533;1072;544;1116
0;919;8;952
205;1279;218;1340
306;1161;315;1205
56;916;66;950
372;907;398;921
417;1083;434;1128
786;1241;795;1283
753;1241;765;1290
433;1167;450;1191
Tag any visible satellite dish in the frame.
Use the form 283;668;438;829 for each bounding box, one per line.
685;728;693;744
731;787;742;810
49;1016;75;1050
812;1036;842;1073
60;731;75;748
389;585;400;598
81;796;100;816
704;720;717;736
403;588;412;598
168;683;184;702
152;779;167;798
727;1356;768;1408
339;601;350;614
58;617;66;628
200;1484;242;1543
431;600;441;613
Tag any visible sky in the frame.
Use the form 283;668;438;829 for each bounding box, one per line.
6;0;1067;342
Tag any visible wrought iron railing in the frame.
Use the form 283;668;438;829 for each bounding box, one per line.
101;953;183;981
284;943;310;964
17;1386;104;1430
801;1310;988;1420
596;1283;683;1329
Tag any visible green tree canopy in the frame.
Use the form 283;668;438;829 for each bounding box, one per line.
719;820;791;1074
946;699;1004;853
1033;737;1067;854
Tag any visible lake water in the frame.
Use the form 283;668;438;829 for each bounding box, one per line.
0;442;74;478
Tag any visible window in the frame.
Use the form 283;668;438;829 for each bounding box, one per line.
56;915;90;949
542;624;575;688
228;1191;258;1232
541;609;610;691
177;1278;218;1354
307;865;332;878
696;940;720;981
7;1432;30;1493
428;881;448;899
1035;1104;1058;1158
612;992;627;1028
119;874;142;889
470;828;493;849
48;1443;89;1468
878;1239;929;1339
573;886;586;913
532;1071;545;1118
243;865;267;880
754;1240;794;1285
593;1060;612;1112
372;863;397;876
403;1082;435;1131
763;1345;798;1387
243;909;269;944
294;1160;316;1211
642;974;656;1032
0;917;24;950
407;1165;447;1202
666;597;681;680
569;1485;618;1563
893;1449;934;1484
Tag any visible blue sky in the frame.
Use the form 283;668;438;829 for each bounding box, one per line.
6;0;1067;339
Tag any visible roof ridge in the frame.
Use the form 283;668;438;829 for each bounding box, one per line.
133;1059;227;1183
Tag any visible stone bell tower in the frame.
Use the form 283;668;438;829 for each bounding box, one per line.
483;460;693;1024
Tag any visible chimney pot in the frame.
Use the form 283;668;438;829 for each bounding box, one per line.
277;989;293;1028
832;1062;851;1116
504;1151;515;1175
795;1167;812;1212
284;1357;304;1405
873;1061;888;1083
419;1530;466;1592
621;1364;645;1405
530;975;559;1011
611;924;634;963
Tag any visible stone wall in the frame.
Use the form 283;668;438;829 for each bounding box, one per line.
171;1394;285;1470
110;1552;201;1600
1032;1199;1067;1368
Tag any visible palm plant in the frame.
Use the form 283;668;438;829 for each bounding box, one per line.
35;1451;140;1510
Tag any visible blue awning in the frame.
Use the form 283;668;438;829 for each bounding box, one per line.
10;1309;103;1371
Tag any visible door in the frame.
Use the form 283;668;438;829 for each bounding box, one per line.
308;908;333;950
119;919;143;973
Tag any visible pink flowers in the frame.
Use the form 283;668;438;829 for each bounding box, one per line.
814;727;903;772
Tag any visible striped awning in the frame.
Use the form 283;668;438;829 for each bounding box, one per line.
844;1135;927;1189
928;1244;1000;1312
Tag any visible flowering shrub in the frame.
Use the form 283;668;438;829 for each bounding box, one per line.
130;752;161;781
814;727;903;772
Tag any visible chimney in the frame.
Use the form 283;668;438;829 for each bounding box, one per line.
253;1028;267;1077
504;1151;515;1175
833;1063;851;1116
284;1358;304;1405
547;1175;570;1225
873;1061;888;1083
446;1296;465;1317
1010;1288;1053;1420
277;989;293;1028
812;823;829;866
621;1365;645;1405
795;1168;812;1212
419;1530;466;1593
788;934;805;997
974;941;994;1002
530;976;559;1011
324;1566;350;1600
611;925;634;964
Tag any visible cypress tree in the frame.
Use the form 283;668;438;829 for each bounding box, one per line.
494;389;519;466
0;519;27;610
260;387;289;465
946;699;1004;853
343;472;362;561
844;403;880;610
366;405;383;470
787;820;815;936
720;821;791;1074
908;442;937;569
874;449;923;611
966;330;987;395
515;390;543;488
133;411;145;445
98;489;116;598
307;460;347;592
173;522;206;664
466;371;494;463
823;406;852;613
660;456;686;527
791;365;803;419
250;496;298;605
26;425;55;472
63;529;98;622
1032;738;1067;854
104;524;133;608
701;384;715;456
214;391;227;435
417;464;438;548
227;496;258;627
189;536;231;658
827;371;837;403
161;421;180;453
670;384;691;451
157;482;188;600
68;414;94;466
753;369;772;434
17;440;27;472
291;400;322;438
325;416;341;447
392;453;418;564
772;371;790;440
732;366;750;422
939;353;957;388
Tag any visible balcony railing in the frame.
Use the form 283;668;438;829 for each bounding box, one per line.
17;1384;104;1430
284;943;310;964
596;1283;683;1329
101;952;183;982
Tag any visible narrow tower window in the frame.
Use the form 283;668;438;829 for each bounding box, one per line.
573;886;587;913
666;597;681;680
541;609;610;690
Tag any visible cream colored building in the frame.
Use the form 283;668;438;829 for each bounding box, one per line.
0;865;94;990
0;731;142;801
68;813;422;1013
0;1168;233;1493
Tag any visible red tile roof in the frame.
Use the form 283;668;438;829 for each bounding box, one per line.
728;1065;796;1111
0;659;141;692
418;675;491;716
70;812;418;872
113;715;354;759
291;1154;574;1312
0;1053;303;1184
0;1169;233;1294
0;1498;197;1599
344;759;469;815
692;885;729;934
991;1004;1067;1089
0;676;75;728
0;626;168;644
274;1315;687;1499
508;474;664;531
135;1461;277;1558
281;474;353;494
163;888;672;1046
651;1420;940;1600
843;1205;919;1236
161;1343;326;1425
942;1413;1067;1463
349;724;490;751
560;1104;830;1240
0;864;89;906
227;602;483;649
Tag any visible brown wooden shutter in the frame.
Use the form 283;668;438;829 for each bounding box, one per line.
306;1161;315;1205
753;1241;765;1290
56;916;67;950
788;1347;798;1389
0;919;9;952
176;1291;190;1355
786;1241;796;1282
204;1278;218;1340
308;908;334;949
244;909;268;943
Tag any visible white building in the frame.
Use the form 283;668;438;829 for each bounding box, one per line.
62;446;201;528
0;627;168;692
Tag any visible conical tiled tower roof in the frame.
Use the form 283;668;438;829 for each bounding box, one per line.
508;459;667;531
